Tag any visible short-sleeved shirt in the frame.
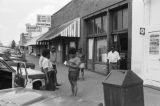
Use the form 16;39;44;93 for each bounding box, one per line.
42;57;53;72
39;55;44;68
107;51;120;63
50;52;57;65
68;57;81;72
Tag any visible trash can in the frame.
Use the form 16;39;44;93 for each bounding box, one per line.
102;70;144;106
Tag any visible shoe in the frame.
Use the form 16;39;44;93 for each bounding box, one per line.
56;84;61;86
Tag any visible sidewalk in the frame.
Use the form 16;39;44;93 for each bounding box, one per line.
26;54;160;106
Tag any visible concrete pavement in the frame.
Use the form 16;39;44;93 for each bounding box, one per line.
26;54;160;106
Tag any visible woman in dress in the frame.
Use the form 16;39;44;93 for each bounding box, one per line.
66;47;81;96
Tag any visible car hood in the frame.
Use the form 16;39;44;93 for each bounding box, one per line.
12;66;44;76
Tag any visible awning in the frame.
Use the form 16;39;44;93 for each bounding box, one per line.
37;17;80;41
24;34;43;46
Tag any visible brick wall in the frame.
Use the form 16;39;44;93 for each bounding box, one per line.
51;0;124;28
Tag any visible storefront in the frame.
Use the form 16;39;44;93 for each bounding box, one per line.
82;1;130;74
38;18;81;63
132;0;160;87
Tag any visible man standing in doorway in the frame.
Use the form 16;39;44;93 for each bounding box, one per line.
107;46;121;74
50;45;61;89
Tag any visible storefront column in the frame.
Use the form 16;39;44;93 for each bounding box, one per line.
128;1;132;70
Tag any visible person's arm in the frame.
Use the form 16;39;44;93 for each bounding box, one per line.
71;58;81;68
66;59;80;69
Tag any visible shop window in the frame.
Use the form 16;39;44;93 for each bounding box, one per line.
102;15;108;33
117;10;123;30
87;19;94;35
123;8;128;29
112;7;128;31
88;39;94;59
95;37;107;63
95;17;102;34
112;11;118;30
86;14;108;35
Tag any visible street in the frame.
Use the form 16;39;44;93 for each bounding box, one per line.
26;54;160;106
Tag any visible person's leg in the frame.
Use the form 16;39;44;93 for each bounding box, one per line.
112;64;118;70
72;81;78;96
109;63;113;74
68;72;74;96
54;65;61;86
77;68;80;80
81;68;84;80
45;72;50;90
50;71;56;91
69;80;74;96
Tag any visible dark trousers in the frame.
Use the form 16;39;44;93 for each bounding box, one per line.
46;71;56;91
109;63;118;74
52;64;58;84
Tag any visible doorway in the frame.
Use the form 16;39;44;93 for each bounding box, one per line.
113;33;128;70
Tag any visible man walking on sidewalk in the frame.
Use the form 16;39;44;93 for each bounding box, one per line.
50;45;61;88
107;45;120;74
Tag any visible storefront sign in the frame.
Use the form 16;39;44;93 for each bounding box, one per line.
26;24;42;32
37;15;51;27
149;34;159;55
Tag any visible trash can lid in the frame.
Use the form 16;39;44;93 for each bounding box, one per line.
102;70;143;87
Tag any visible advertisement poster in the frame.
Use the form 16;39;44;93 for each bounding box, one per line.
149;34;159;55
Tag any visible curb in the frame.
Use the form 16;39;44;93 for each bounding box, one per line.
144;84;160;91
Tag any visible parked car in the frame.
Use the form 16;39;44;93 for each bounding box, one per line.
0;58;45;90
0;52;35;69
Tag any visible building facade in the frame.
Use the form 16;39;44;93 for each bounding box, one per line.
132;0;160;87
37;0;160;87
80;0;130;74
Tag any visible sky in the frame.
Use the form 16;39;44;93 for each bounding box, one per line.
0;0;72;46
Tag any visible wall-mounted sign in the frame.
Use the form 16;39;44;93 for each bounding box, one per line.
37;15;51;27
149;34;159;55
140;27;145;35
26;24;42;32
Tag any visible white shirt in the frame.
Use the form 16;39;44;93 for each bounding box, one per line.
39;55;44;68
107;51;120;63
42;57;53;72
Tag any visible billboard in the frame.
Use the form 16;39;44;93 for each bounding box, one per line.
37;15;51;27
26;24;42;32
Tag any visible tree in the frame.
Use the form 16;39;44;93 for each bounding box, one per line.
11;40;16;49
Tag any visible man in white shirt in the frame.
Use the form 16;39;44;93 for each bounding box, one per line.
42;49;56;91
107;46;120;73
